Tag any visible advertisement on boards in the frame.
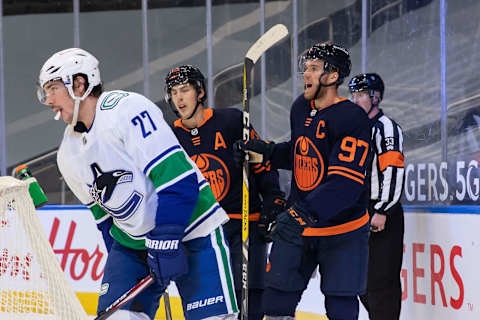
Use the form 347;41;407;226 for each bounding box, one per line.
26;206;480;319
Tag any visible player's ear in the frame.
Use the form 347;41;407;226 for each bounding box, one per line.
329;70;339;83
197;88;205;102
73;75;86;97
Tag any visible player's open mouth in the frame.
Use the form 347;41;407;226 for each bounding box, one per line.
305;84;313;89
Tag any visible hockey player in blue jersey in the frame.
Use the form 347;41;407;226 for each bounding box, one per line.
165;65;286;320
37;48;238;320
237;43;372;319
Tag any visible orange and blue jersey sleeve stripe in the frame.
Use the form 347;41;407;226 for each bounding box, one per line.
327;165;365;184
251;161;272;174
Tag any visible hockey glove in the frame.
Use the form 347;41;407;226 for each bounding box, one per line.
145;225;188;288
234;139;275;167
233;140;247;168
259;194;286;242
270;204;317;246
97;217;114;252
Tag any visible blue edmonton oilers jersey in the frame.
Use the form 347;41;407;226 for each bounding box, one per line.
171;108;280;220
280;95;371;230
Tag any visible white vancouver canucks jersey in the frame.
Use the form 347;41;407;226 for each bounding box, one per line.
57;90;228;249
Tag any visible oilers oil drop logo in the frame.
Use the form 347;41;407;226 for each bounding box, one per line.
294;136;324;191
191;153;230;201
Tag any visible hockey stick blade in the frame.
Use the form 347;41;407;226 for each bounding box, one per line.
94;275;155;320
245;24;289;64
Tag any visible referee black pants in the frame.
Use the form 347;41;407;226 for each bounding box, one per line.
360;203;404;320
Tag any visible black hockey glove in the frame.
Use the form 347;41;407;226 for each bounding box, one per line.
259;194;286;242
234;139;276;167
270;204;317;246
232;140;246;168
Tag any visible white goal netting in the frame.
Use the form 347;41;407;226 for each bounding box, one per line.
0;176;87;319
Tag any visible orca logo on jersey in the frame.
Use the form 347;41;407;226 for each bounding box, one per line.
191;153;230;201
88;163;143;220
89;163;133;203
294;136;324;191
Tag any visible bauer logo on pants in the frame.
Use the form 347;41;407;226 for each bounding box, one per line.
186;295;224;311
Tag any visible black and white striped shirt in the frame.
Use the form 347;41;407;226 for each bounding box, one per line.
369;109;405;214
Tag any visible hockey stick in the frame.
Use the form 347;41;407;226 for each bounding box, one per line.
94;275;154;320
241;23;288;320
163;288;173;320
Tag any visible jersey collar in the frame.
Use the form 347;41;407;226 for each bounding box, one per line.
371;108;384;124
173;108;213;131
309;97;347;111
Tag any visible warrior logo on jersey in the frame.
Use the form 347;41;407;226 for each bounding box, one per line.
191;153;230;201
294;136;324;191
88;163;143;220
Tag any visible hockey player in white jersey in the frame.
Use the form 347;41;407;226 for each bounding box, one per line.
36;48;238;320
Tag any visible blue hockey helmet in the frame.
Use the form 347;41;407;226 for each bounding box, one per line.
348;73;385;100
300;43;351;85
164;65;206;104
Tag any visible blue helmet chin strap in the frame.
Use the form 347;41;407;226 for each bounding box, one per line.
367;91;381;116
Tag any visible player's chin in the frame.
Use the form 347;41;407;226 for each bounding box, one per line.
177;109;188;118
303;85;316;99
303;91;315;100
64;115;74;124
179;113;190;120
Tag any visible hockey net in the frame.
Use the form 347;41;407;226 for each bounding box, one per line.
0;176;87;319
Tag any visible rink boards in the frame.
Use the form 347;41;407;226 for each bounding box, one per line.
34;206;479;320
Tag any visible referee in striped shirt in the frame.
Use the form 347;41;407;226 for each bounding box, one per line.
349;73;405;320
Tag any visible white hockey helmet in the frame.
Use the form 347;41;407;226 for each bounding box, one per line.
37;48;101;127
37;48;101;104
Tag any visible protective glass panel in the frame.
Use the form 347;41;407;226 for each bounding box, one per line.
446;0;480;205
3;2;73;168
211;1;261;111
263;1;293;141
80;2;143;102
298;0;361;99
3;2;76;203
147;2;207;124
365;1;442;205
